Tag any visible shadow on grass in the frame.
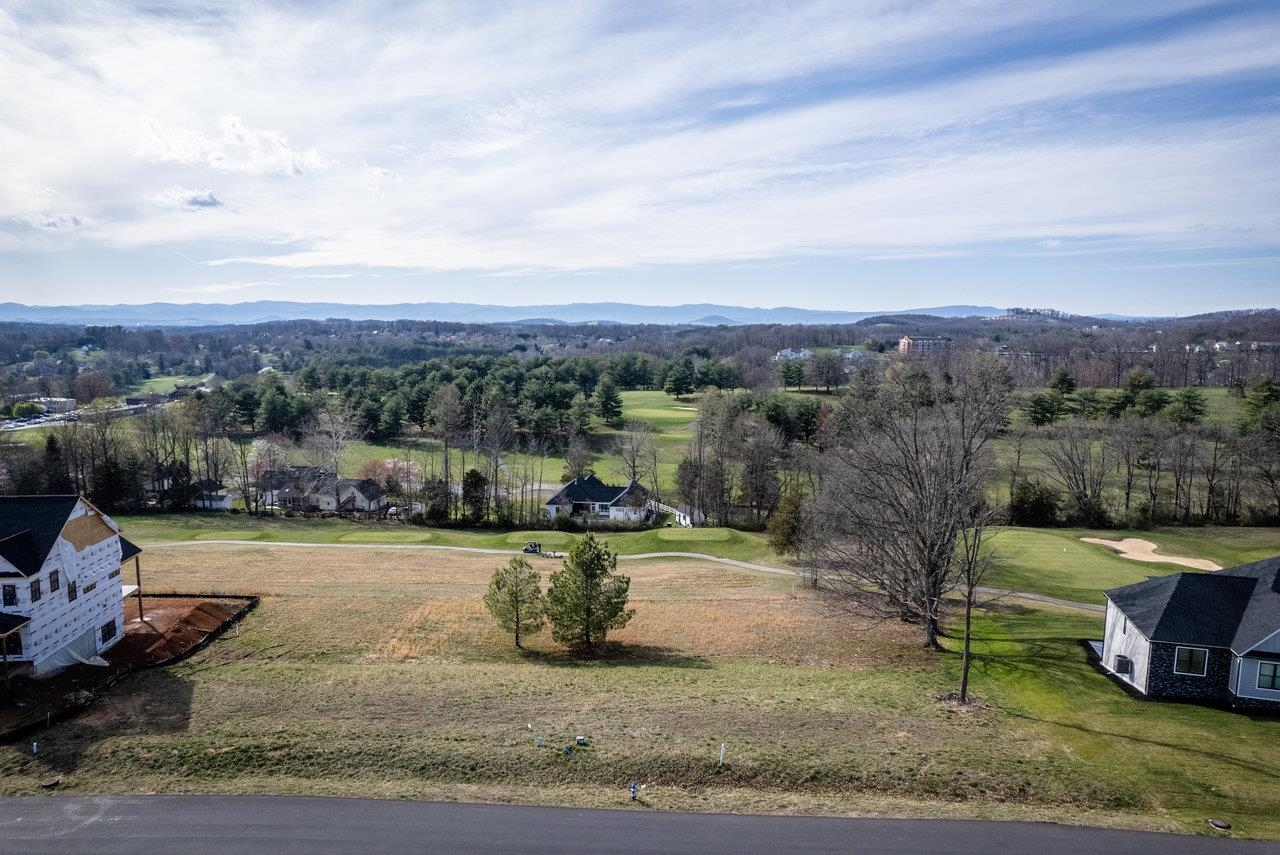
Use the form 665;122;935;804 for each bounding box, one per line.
4;667;194;780
954;625;1280;784
518;643;711;669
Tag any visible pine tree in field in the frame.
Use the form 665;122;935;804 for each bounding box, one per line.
483;556;545;649
594;376;624;426
545;533;633;652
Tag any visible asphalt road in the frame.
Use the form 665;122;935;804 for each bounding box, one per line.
0;797;1273;854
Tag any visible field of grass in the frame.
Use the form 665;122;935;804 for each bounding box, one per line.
110;512;777;564
125;373;211;395
339;389;697;495
4;541;1279;837
984;527;1280;605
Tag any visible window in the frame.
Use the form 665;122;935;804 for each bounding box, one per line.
1174;646;1208;676
1;633;21;656
83;581;97;594
49;570;59;592
66;581;78;603
1121;617;1128;636
1;584;14;607
29;579;41;603
109;569;120;579
100;619;117;644
1259;662;1280;691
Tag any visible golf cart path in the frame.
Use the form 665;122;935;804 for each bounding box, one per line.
147;539;1104;612
1080;537;1222;571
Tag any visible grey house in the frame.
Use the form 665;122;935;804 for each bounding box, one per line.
1100;557;1280;711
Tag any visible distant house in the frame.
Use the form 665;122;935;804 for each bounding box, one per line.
898;336;954;354
545;475;649;523
1100;558;1280;711
773;348;813;362
258;467;388;513
193;479;233;511
0;495;140;676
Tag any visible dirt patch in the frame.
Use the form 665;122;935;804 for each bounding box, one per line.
1080;537;1221;571
112;598;246;666
0;596;251;742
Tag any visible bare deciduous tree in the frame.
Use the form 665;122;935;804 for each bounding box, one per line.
1038;420;1110;526
612;421;656;486
805;357;1012;649
304;399;362;507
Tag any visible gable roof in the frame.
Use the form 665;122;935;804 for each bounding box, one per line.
0;495;80;577
1106;556;1280;654
546;475;643;507
119;536;142;563
342;478;386;501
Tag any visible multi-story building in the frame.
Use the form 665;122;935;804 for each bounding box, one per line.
0;495;140;675
898;335;954;354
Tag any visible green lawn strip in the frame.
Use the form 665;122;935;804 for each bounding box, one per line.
948;607;1280;838
111;513;778;564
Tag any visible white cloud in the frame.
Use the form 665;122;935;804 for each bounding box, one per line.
160;280;279;295
14;212;84;230
136;115;330;176
0;0;1276;292
151;186;224;210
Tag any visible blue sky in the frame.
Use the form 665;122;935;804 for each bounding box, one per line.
1;1;1278;315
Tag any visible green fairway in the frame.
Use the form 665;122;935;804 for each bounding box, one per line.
126;373;212;395
110;512;777;564
985;526;1280;604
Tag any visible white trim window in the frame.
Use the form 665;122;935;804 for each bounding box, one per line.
1258;662;1280;691
1173;646;1208;676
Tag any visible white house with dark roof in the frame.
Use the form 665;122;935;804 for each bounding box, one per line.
1100;557;1280;711
545;475;649;523
0;495;141;676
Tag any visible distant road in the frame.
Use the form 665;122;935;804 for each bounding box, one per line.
148;539;1105;612
0;796;1270;855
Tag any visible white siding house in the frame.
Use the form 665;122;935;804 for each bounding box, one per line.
1101;599;1152;695
0;495;137;676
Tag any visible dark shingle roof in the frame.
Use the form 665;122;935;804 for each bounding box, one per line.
0;495;80;577
119;536;142;563
1106;556;1280;654
0;612;32;634
546;475;642;507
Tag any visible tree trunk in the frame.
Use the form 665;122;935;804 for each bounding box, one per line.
959;587;974;704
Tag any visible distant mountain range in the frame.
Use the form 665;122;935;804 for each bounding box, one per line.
0;301;1005;327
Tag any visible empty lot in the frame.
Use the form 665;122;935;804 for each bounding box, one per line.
3;541;1279;838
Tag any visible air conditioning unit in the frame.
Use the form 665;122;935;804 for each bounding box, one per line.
1114;655;1133;675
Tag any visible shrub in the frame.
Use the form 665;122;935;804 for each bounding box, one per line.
1007;480;1061;527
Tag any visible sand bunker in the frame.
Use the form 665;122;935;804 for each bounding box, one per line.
1080;537;1221;571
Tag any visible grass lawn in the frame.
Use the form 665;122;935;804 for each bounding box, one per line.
985;527;1280;605
126;373;212;395
110;513;777;564
339;389;697;495
4;543;1279;837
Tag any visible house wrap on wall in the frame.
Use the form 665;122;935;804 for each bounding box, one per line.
0;495;141;676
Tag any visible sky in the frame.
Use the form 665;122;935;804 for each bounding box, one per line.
1;0;1278;316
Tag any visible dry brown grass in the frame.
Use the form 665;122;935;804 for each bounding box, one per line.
141;545;926;669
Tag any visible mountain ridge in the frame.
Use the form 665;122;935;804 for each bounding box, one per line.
0;301;1004;327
